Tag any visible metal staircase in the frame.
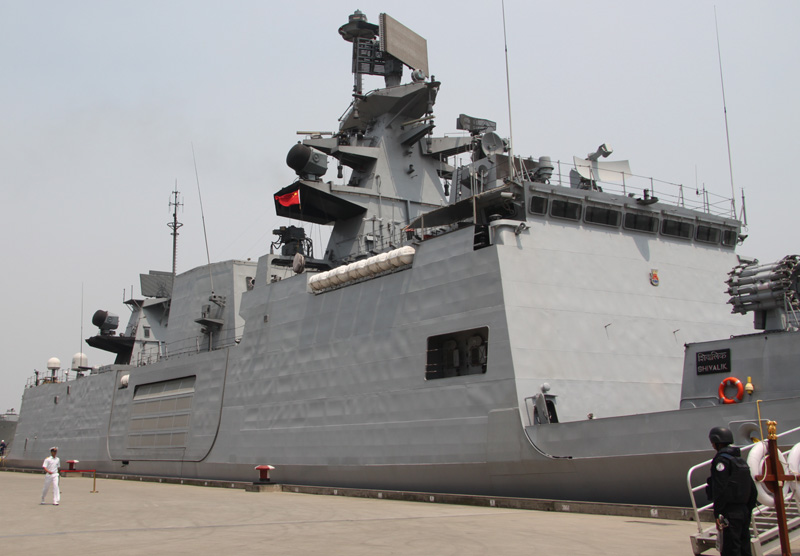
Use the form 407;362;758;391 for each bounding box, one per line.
687;427;800;555
750;502;800;556
689;499;800;555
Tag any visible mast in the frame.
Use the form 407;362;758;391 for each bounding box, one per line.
167;181;183;278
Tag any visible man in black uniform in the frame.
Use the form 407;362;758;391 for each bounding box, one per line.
706;426;757;556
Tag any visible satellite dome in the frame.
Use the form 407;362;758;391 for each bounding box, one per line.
46;357;61;371
71;353;88;371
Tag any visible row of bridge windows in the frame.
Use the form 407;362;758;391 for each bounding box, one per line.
529;195;737;247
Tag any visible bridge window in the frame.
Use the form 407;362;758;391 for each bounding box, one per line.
661;218;694;239
585;206;621;227
722;230;738;247
529;196;548;215
550;199;581;221
623;212;659;233
696;225;721;244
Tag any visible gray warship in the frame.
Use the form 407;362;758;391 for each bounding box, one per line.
9;12;800;506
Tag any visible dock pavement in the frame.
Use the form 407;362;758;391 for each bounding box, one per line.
0;471;699;555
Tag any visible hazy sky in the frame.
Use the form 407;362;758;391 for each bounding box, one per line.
1;1;798;413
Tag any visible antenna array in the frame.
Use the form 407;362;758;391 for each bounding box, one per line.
168;181;184;277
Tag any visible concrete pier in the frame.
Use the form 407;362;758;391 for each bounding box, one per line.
0;471;699;555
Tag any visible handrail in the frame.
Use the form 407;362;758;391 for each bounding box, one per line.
686;424;800;533
531;159;738;219
61;468;99;493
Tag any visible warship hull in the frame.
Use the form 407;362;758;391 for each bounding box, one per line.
0;419;16;454
10;223;800;506
9;367;800;507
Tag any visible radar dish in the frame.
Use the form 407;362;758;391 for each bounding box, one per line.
457;114;496;134
481;132;505;157
572;156;631;184
379;13;428;75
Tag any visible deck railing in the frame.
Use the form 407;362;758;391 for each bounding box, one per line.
686;424;800;533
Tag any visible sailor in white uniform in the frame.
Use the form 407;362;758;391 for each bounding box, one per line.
41;447;61;505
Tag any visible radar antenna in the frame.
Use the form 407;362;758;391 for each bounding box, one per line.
167;180;184;278
339;11;429;94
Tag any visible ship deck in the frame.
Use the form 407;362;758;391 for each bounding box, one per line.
1;469;714;555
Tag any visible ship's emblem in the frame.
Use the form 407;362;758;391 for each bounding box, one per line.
650;269;659;286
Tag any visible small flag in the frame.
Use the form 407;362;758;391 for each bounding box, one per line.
275;190;300;207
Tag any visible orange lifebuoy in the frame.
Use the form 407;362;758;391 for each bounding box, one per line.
718;376;744;404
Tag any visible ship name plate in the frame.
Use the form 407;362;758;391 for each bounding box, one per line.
696;349;731;375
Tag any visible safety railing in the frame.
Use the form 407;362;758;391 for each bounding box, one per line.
525;159;738;219
686;424;800;533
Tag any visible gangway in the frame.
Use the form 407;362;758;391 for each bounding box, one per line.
687;425;800;555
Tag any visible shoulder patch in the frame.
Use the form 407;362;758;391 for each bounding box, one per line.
716;462;726;472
